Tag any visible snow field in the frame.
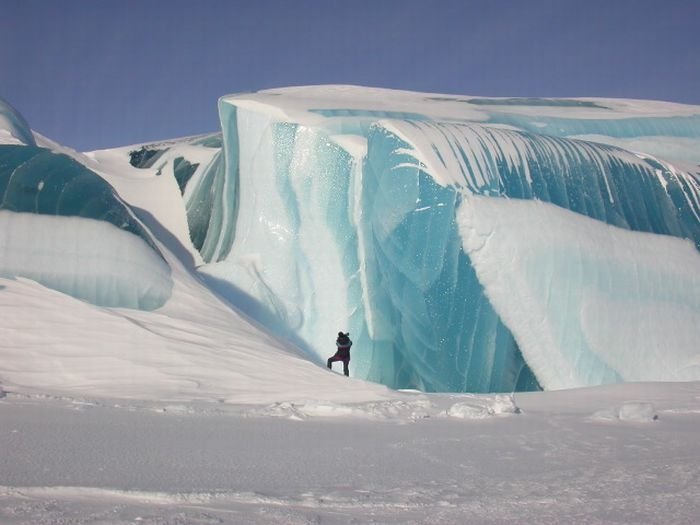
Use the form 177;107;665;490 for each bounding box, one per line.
2;381;700;524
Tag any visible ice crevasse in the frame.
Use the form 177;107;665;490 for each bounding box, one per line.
183;86;700;392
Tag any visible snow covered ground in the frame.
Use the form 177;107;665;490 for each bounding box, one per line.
3;260;698;523
2;381;700;524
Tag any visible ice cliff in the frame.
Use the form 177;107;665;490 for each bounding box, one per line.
199;86;700;392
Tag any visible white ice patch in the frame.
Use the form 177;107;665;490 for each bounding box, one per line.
444;394;521;419
248;394;523;422
591;402;659;423
0;210;172;309
457;195;700;390
0;129;25;145
0;100;35;146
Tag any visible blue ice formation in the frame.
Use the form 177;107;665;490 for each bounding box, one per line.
192;86;699;393
2;86;699;393
0;144;173;310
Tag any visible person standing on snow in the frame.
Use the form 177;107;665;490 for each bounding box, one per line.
327;332;352;376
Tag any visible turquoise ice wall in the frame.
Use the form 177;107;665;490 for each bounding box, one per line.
181;91;700;393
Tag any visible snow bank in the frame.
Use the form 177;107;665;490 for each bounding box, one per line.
0;273;393;405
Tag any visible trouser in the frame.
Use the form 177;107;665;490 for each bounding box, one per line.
327;355;350;376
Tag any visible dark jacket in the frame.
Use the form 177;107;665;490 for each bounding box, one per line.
335;334;352;359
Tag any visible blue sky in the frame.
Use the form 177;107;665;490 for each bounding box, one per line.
2;0;699;151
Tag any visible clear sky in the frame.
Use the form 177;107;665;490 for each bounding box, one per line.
2;0;699;151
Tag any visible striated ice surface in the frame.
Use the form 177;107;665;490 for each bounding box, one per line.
192;86;700;393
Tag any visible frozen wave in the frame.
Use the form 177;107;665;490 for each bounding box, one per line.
0;144;173;309
207;86;699;392
0;211;172;309
458;195;700;389
2;86;699;393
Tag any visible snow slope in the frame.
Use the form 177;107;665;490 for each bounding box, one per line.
0;262;391;405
